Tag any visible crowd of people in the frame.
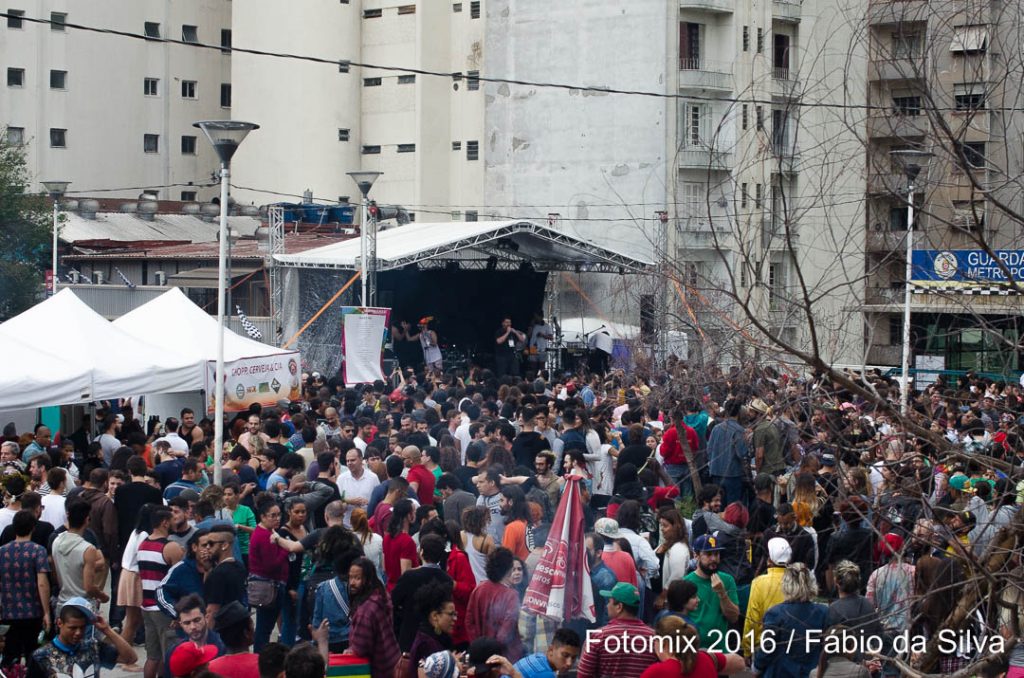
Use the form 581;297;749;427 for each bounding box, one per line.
0;362;1022;678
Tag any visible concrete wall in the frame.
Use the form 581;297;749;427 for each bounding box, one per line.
0;0;231;200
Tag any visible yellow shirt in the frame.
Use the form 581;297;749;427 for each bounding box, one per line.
742;566;787;656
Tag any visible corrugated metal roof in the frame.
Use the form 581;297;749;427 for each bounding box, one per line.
61;213;262;244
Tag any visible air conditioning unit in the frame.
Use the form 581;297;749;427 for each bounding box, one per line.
93;271;106;285
154;271;167;286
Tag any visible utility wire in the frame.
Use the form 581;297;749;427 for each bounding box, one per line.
0;11;1014;114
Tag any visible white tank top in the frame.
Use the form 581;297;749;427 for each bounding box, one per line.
420;332;442;364
463;532;488;584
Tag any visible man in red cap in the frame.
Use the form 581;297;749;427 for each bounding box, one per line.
865;532;914;637
169;641;218;678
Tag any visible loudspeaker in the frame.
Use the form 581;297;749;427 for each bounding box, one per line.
640;294;657;343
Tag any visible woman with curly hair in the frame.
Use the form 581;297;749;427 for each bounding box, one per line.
347;557;400;676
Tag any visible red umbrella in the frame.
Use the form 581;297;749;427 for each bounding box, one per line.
523;475;595;622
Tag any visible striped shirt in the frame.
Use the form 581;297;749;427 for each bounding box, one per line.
137;537;170;611
576;617;658;678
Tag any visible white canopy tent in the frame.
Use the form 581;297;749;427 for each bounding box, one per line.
114;287;291;362
0;336;93;410
0;289;201;406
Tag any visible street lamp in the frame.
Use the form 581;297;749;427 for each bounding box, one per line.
194;120;259;484
890;148;932;416
42;180;70;295
347;171;382;306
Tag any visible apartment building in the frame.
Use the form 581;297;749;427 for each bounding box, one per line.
230;0;486;218
862;0;1024;373
0;1;233;200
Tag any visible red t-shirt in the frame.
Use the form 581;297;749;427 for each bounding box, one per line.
601;550;638;587
407;464;436;505
208;653;260;678
660;425;700;466
640;653;726;678
371;502;393;536
383;532;419;591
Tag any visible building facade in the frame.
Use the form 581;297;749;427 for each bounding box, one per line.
1;1;233;200
861;0;1024;375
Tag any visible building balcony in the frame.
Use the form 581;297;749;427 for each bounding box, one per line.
867;111;930;139
772;68;800;97
867;0;929;27
867;343;902;366
679;59;734;91
680;0;734;13
869;57;926;81
866;172;903;195
773;0;802;22
676;216;730;249
761;217;800;249
865;286;904;305
678;147;733;171
770;142;800;173
866;228;908;252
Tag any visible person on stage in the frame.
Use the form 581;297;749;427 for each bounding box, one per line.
408;317;443;374
494;317;526;377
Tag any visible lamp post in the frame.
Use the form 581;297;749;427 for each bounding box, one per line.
42;180;70;295
347;171;382;306
194;120;259;485
890;149;932;416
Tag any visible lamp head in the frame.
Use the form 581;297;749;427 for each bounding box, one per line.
890;148;933;184
193;121;260;165
42;180;71;199
347;171;383;199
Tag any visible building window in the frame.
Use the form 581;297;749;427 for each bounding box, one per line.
741;183;749;208
453;2;462;11
466;140;479;160
954;83;986;110
467;70;480;90
144;77;159;96
181;135;197;154
465;210;478;222
6;126;24;145
397;143;416;153
363;77;382;86
49;69;67;89
742;104;748;130
470;1;481;18
7;9;23;28
892;31;923;58
742;25;749;52
768;262;784;309
181;191;198;201
50;128;67;148
182;25;198;43
755;183;763;208
682;103;704;146
338;128;350;141
144;134;159;153
451;211;461;220
953;200;985;231
892;94;921;115
950;25;987;54
889;206;909;231
680;22;701;69
740;264;748;287
362;145;381;154
363;8;382;18
756;27;764;53
958;141;986;169
338;61;350;73
397;4;416;14
888;315;902;345
7;67;24;87
452;141;461;151
773;33;790;76
397;74;416;84
144;22;161;39
220;83;231;107
755;105;764;131
181;80;197;98
220;29;231;53
50;12;66;31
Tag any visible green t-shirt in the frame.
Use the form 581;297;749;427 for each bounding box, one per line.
684;570;738;648
752;421;785;474
231;504;257;555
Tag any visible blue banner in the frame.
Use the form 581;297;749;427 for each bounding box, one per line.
911;250;1024;287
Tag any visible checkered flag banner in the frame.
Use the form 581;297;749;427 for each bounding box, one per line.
114;266;136;289
236;305;263;340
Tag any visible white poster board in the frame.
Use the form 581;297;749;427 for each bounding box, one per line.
342;307;390;384
914;355;945;388
204;352;303;413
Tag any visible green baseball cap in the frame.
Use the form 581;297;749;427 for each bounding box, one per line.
599;582;641;606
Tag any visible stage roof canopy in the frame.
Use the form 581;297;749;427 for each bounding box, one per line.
274;220;654;273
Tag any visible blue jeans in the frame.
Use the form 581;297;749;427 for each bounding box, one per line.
665;464;693;498
254;583;285;652
279;587;299;646
714;475;745;507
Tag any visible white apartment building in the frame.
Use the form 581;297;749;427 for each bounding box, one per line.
0;1;233;200
230;0;486;216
